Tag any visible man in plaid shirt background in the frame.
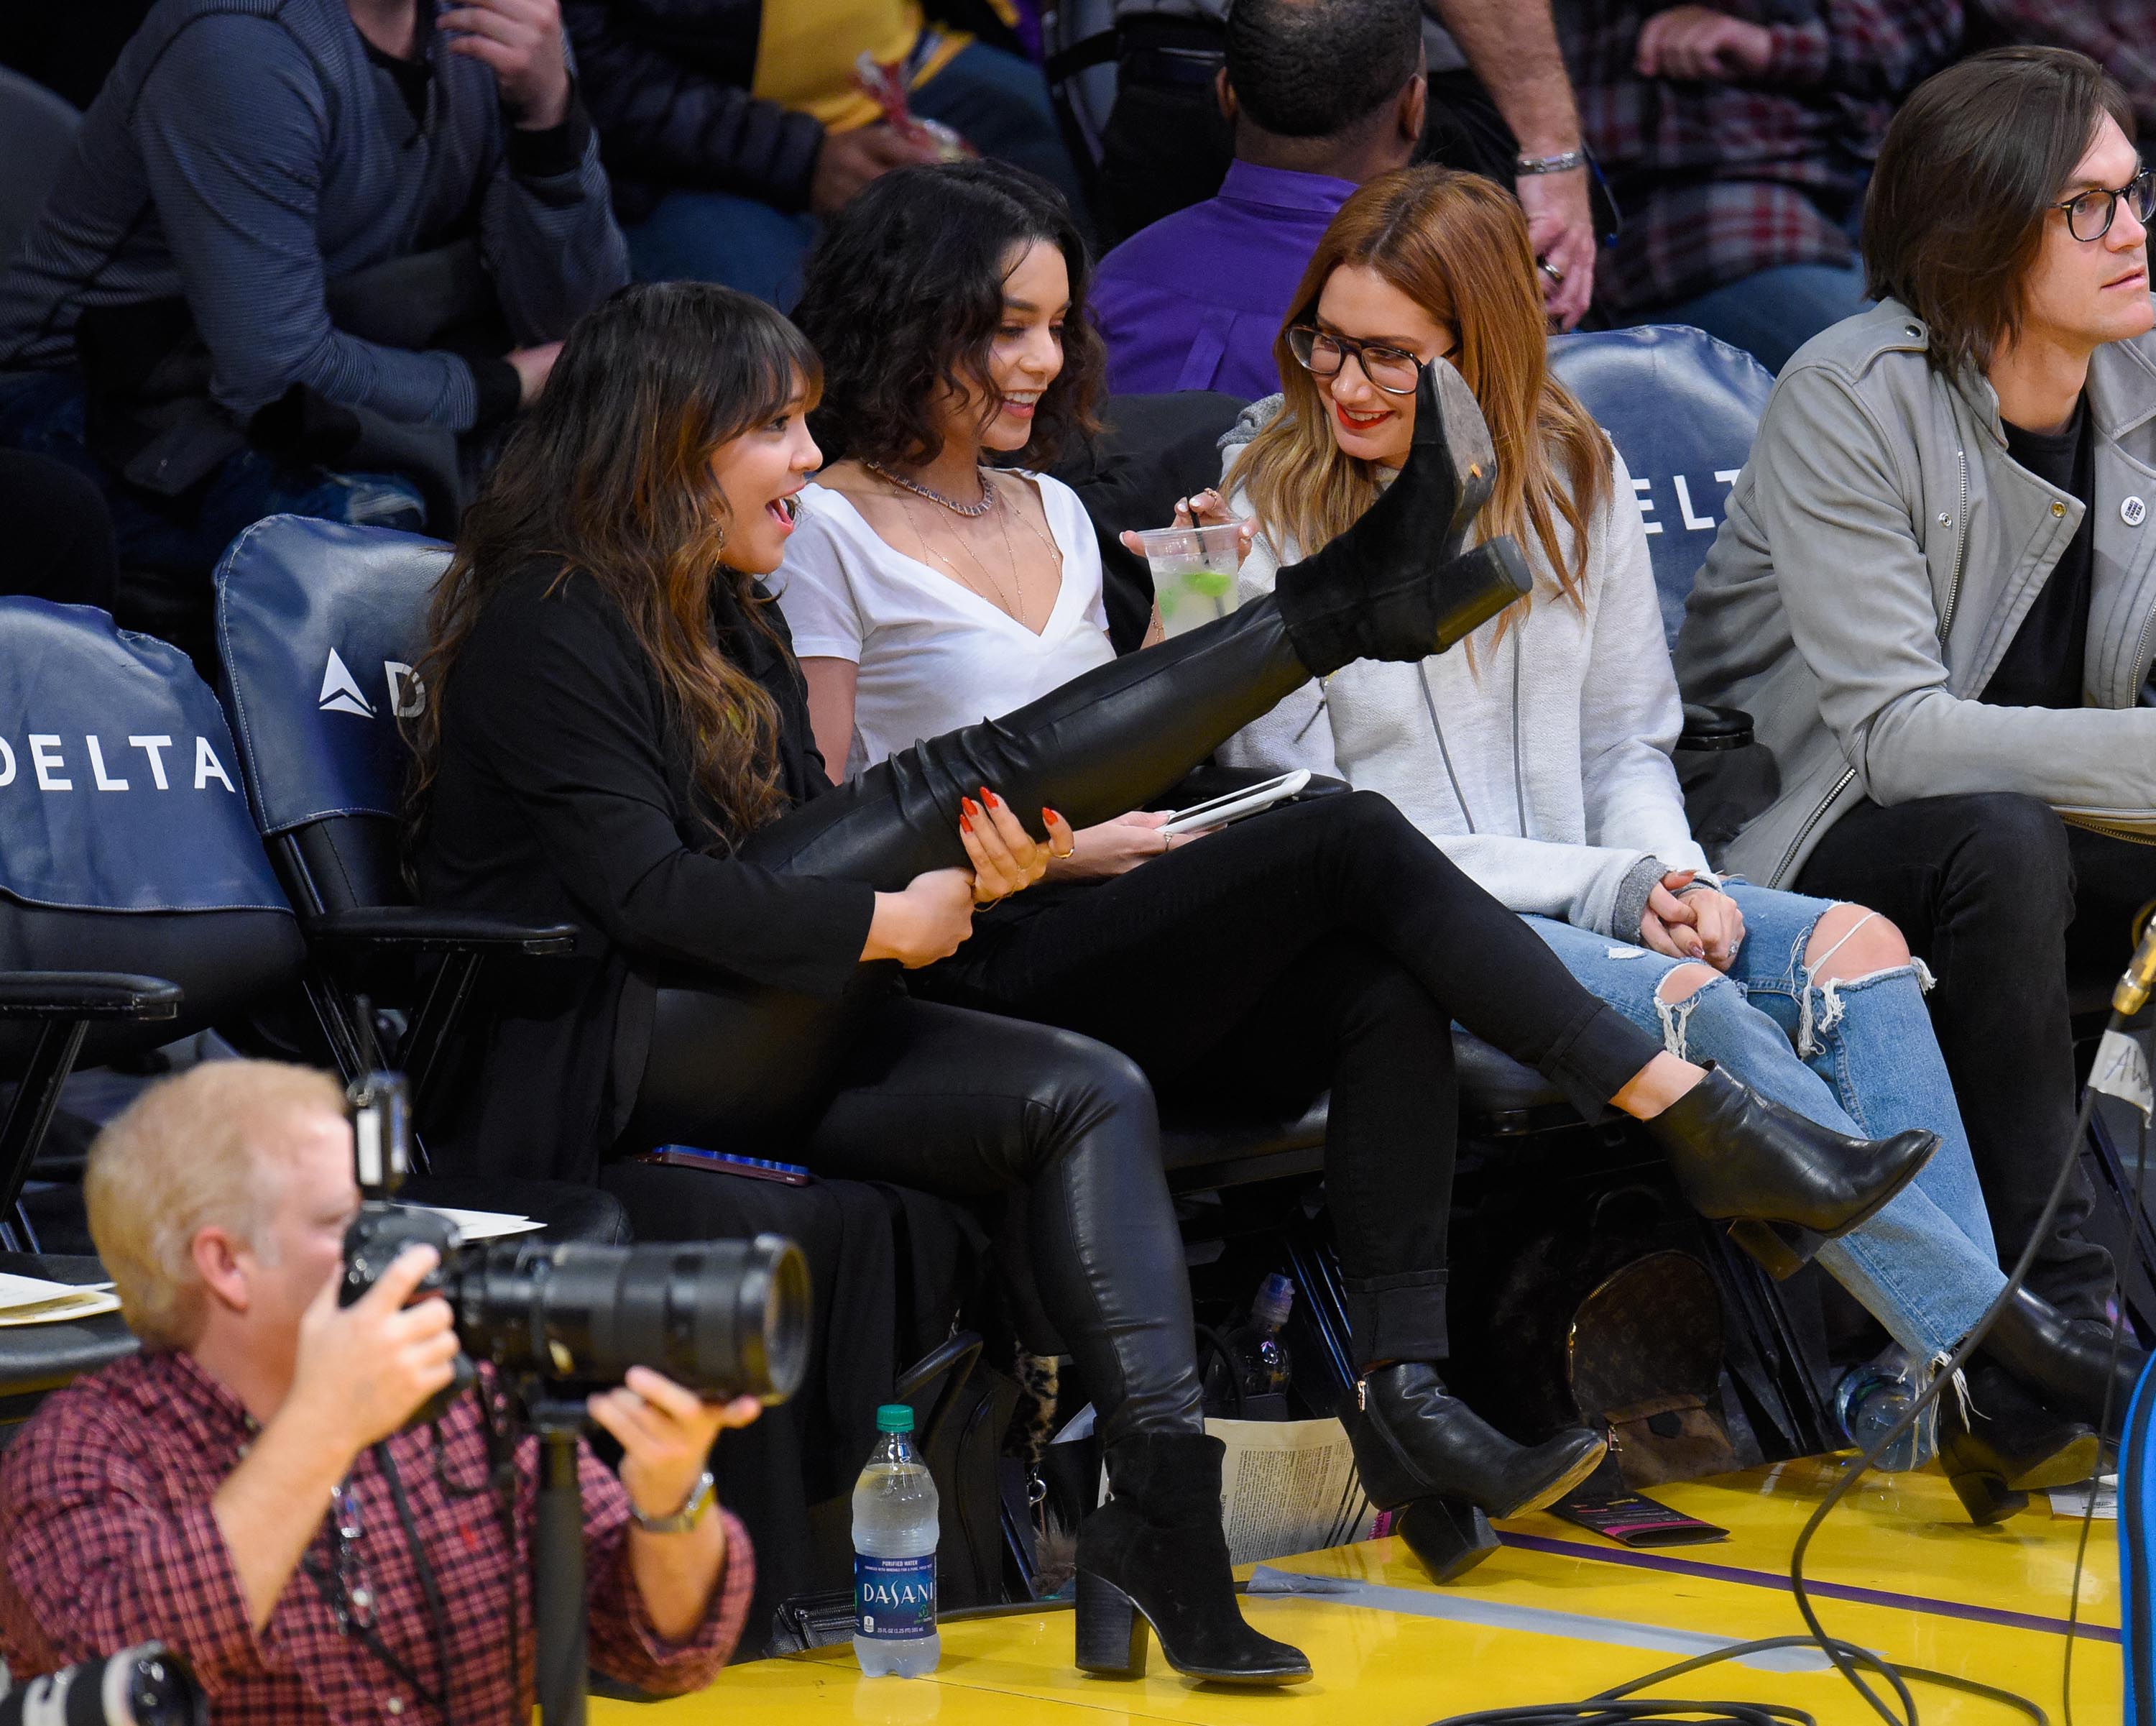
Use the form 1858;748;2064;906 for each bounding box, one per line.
1559;0;1962;371
1968;0;2152;137
0;1061;762;1722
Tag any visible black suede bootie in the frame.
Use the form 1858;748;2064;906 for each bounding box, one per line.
1340;1363;1606;1584
1272;356;1534;676
1937;1361;2101;1525
1643;1065;1938;1278
1074;1432;1312;1684
1981;1285;2148;1439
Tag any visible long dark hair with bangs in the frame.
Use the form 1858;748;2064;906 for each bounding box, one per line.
794;158;1104;469
409;283;819;848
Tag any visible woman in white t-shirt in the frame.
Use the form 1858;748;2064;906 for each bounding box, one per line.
777;161;1940;1595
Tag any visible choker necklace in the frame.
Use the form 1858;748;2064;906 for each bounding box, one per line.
863;459;995;518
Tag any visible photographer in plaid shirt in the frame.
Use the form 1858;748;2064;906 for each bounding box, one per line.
0;1061;761;1722
1561;0;1961;372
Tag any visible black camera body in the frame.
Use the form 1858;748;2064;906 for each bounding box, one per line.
340;1073;809;1405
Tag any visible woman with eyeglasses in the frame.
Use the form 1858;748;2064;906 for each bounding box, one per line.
774;157;1942;1595
1216;163;2134;1521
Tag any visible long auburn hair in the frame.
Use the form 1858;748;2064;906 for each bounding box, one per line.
409;283;819;848
1227;167;1611;653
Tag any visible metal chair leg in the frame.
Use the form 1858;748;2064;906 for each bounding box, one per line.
0;1019;88;1254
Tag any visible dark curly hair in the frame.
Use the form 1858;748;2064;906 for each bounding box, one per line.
794;158;1103;470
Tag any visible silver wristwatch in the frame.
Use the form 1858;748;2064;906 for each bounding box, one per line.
629;1468;716;1534
1515;149;1587;176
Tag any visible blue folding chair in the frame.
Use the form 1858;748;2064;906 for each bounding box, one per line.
0;597;308;1407
213;517;624;1239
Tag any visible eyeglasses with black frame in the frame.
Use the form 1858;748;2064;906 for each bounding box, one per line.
2055;165;2156;242
1286;326;1433;395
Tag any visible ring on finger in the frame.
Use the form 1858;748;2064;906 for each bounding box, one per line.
1538;259;1565;285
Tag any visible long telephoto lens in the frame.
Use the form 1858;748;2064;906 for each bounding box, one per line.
449;1235;811;1403
0;1643;206;1726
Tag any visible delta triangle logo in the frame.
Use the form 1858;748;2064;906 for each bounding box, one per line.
318;649;377;719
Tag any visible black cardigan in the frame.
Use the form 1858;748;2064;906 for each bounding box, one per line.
417;564;875;1182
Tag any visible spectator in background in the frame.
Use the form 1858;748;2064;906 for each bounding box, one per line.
1561;0;1961;374
0;451;117;610
566;0;1086;308
0;0;626;608
1676;50;2153;1406
1099;3;1598;323
1093;0;1598;400
1965;0;2154;136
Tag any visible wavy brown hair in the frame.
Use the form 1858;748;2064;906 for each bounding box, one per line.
1226;167;1611;656
794;159;1104;470
409;283;819;850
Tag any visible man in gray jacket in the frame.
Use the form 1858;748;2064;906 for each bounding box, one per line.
1675;47;2155;1325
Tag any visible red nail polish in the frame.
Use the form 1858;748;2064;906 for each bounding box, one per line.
983;789;1003;808
960;812;974;834
1043;807;1058;825
962;796;980;817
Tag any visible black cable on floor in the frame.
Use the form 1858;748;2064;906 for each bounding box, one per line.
1431;970;2155;1726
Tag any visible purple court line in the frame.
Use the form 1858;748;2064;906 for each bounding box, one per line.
1498;1531;2122;1645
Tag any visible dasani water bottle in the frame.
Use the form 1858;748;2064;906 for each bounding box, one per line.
852;1403;941;1676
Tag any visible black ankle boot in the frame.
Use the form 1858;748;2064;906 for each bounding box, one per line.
1073;1432;1312;1684
1341;1363;1606;1583
1642;1066;1938;1278
1273;358;1534;676
1938;1361;2101;1525
1981;1286;2147;1439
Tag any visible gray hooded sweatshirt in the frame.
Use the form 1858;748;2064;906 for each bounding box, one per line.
1217;396;1713;941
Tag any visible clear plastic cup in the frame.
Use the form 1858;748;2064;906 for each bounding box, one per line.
1132;523;1245;599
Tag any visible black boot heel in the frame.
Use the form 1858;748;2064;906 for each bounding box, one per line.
1396;1498;1501;1582
1726;1218;1823;1280
1074;1433;1312;1684
1074;1569;1148;1678
1945;1466;2027;1526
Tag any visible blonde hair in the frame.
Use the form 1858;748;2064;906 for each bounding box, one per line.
85;1060;347;1349
1226;165;1611;656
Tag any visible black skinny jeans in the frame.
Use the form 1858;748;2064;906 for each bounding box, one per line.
625;976;1206;1446
1797;791;2156;1320
922;791;1665;1365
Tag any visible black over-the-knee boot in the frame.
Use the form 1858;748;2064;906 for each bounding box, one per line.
740;358;1529;889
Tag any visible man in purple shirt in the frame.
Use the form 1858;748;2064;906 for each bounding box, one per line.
1091;0;1424;399
1092;0;1596;398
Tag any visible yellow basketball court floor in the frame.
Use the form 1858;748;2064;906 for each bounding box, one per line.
606;1459;2122;1726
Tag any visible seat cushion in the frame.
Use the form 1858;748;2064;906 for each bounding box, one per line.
1154;1029;1598;1193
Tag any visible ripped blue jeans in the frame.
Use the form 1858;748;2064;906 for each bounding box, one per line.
1524;883;2001;1359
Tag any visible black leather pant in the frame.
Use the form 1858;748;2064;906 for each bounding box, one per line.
923;792;1665;1365
737;592;1311;886
627;978;1204;1442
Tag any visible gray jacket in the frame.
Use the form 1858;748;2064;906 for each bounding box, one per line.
1673;297;2156;887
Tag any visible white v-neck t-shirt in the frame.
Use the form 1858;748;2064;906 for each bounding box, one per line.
775;473;1118;779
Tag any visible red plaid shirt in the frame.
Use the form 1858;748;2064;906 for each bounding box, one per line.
1563;0;1963;313
1968;0;2156;132
0;1351;755;1724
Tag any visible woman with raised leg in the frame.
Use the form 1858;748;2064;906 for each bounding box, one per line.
767;162;1944;1580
